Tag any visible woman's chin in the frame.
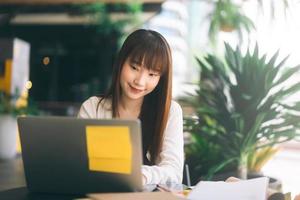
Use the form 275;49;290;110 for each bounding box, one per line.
125;92;145;100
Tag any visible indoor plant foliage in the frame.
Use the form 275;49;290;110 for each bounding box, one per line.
0;92;26;116
208;0;255;46
0;90;38;116
206;0;291;47
78;2;141;37
185;43;300;180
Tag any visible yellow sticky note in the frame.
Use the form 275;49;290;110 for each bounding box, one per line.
89;158;132;174
86;126;132;174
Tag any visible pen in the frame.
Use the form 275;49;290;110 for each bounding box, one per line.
185;164;191;188
156;184;172;192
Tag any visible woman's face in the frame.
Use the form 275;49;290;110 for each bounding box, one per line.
120;58;161;101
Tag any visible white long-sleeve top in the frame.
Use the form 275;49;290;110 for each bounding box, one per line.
77;96;184;185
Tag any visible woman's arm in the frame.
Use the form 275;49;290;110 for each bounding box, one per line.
142;101;184;185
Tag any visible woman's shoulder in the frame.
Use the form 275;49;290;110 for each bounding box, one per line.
82;96;106;104
83;96;111;109
82;96;99;105
84;96;111;109
81;96;98;110
170;100;182;114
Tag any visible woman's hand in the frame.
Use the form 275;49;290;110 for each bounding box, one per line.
294;194;300;200
225;176;240;182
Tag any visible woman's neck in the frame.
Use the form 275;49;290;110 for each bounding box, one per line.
118;96;143;119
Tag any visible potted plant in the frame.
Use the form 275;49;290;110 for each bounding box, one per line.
184;43;300;183
207;0;255;46
206;0;291;47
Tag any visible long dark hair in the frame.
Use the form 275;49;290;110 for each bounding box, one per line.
98;29;172;164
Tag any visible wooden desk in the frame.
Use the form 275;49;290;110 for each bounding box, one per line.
0;187;85;200
0;155;26;191
0;156;184;200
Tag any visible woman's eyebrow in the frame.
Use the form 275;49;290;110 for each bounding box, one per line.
150;69;161;73
130;60;142;65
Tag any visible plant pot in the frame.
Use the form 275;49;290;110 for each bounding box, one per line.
248;172;282;192
0;114;18;160
220;24;235;32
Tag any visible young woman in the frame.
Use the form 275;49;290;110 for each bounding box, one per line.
78;29;184;185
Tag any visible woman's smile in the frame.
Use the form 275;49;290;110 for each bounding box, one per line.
128;84;145;94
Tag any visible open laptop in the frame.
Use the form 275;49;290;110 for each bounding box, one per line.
17;116;143;195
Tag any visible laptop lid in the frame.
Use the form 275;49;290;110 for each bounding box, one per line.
17;116;143;194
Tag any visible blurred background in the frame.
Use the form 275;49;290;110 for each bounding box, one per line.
0;0;299;199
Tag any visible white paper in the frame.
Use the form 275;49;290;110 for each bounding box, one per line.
187;177;269;200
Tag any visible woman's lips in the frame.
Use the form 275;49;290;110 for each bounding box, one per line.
129;84;144;93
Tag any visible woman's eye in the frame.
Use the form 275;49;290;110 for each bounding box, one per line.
130;65;138;70
149;73;159;77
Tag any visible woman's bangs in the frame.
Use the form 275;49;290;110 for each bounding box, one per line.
128;43;168;75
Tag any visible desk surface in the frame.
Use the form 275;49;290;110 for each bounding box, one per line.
0;155;26;191
0;187;85;200
0;156;185;200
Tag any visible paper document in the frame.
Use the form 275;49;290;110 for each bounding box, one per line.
86;126;132;174
88;192;186;200
188;177;269;200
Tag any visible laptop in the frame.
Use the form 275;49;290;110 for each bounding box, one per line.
17;116;143;195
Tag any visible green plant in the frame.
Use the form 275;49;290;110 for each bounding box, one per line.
247;146;279;173
0;91;39;117
78;2;141;38
184;130;226;184
185;43;300;180
208;0;255;46
206;0;291;47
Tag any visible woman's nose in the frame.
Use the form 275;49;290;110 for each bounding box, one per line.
134;71;147;86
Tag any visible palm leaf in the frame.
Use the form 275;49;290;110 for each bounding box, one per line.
185;42;300;180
